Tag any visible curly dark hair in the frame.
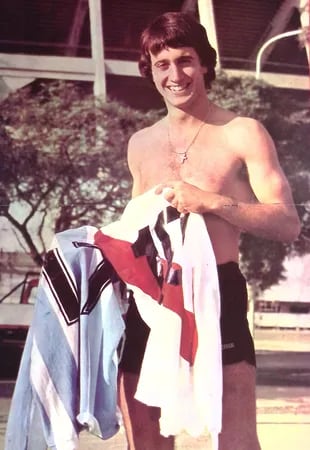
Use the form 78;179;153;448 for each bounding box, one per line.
138;12;217;89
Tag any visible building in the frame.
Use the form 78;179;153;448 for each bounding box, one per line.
0;0;308;106
255;255;310;329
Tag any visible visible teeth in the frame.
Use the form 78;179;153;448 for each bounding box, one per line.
169;85;186;92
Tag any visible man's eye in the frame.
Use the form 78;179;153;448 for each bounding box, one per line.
154;62;169;70
179;57;192;65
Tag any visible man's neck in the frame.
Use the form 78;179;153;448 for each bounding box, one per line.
166;98;212;127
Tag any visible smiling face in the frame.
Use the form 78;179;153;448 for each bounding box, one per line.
150;46;208;110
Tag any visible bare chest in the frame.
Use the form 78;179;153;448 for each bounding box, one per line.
139;139;246;197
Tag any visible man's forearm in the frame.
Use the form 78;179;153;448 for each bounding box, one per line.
209;195;301;242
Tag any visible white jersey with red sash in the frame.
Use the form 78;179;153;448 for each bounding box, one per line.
95;188;222;449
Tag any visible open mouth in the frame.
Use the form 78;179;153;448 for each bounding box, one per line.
167;83;191;93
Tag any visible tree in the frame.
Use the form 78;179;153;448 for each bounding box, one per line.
0;80;161;265
0;74;309;292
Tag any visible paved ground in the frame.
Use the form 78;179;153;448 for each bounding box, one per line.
254;328;310;353
1;329;309;449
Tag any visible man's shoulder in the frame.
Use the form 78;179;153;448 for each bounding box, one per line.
227;116;270;146
211;105;273;159
213;105;260;131
218;111;266;143
224;115;276;161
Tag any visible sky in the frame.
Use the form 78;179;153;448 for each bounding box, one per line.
261;254;310;302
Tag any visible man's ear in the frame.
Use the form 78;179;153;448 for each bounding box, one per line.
202;66;208;74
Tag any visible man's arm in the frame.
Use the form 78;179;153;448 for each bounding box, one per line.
158;119;301;242
210;118;300;241
127;133;143;198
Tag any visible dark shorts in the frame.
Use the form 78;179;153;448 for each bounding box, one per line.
119;261;256;373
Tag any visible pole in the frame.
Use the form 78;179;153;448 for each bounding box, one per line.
198;0;221;68
299;0;310;66
88;0;106;99
256;29;303;80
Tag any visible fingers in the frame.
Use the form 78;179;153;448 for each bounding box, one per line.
168;195;187;213
155;181;190;214
154;185;164;195
155;183;176;203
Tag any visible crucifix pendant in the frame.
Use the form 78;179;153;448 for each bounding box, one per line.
180;153;188;164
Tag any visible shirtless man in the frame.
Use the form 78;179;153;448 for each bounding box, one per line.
117;11;301;450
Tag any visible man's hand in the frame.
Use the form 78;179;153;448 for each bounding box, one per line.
155;180;224;214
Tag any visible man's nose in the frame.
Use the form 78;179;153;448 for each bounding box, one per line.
169;63;183;81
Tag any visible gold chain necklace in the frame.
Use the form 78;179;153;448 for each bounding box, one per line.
167;113;209;164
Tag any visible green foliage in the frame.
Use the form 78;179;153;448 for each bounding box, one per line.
210;71;272;120
0;80;162;263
